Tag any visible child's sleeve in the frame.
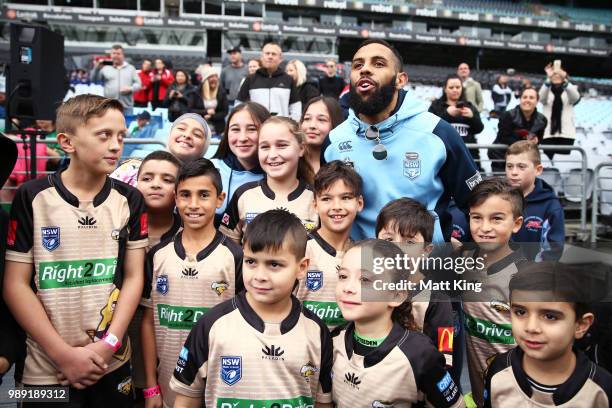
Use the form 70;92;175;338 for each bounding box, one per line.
224;237;244;294
219;191;243;243
539;199;565;261
125;188;148;249
423;300;455;367
169;319;210;399
317;324;333;403
140;248;156;308
5;185;35;264
409;340;464;407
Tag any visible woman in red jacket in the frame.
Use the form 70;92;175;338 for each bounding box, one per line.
149;58;174;109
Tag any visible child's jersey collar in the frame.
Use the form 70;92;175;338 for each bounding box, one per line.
235;291;302;334
260;177;309;201
173;230;225;262
343;321;407;368
510;346;596;405
309;230;337;257
51;169;112;208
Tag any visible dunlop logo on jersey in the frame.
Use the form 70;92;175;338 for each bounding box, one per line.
39;258;117;289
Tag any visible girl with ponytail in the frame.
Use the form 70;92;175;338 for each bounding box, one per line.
332;239;465;407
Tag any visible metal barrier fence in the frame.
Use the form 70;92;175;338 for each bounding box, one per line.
467;143;589;234
1;139;594;239
591;162;612;243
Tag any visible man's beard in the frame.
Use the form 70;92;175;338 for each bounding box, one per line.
348;75;397;117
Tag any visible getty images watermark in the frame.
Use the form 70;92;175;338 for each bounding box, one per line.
358;241;612;303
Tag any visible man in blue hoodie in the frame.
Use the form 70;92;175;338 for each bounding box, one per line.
505;140;565;260
322;39;481;242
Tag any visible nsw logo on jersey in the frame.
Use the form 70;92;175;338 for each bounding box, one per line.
156;274;169;295
220;356;242;386
245;212;259;224
306;271;323;292
403;152;421;180
41;227;60;251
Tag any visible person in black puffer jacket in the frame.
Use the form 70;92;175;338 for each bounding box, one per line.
286;59;320;109
429;74;484;170
488;87;548;172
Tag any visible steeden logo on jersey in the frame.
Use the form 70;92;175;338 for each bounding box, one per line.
262;345;285;361
77;216;97;229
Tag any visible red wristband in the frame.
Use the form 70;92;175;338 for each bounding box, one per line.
143;385;161;399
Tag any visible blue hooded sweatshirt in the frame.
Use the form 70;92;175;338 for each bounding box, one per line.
212;154;264;224
513;177;565;260
323;89;481;242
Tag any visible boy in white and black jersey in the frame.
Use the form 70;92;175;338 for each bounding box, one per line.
141;159;243;407
3;95;148;407
484;262;612;407
461;177;526;406
296;161;363;329
171;210;332;407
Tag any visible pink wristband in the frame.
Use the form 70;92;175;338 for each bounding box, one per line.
101;332;122;352
143;385;161;399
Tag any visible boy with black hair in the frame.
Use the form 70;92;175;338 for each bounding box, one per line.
505;140;564;260
461;177;526;407
126;150;183;402
137;150;183;249
3;94;148;406
170;209;333;407
375;197;455;368
484;262;612;407
141;158;243;407
296;160;363;329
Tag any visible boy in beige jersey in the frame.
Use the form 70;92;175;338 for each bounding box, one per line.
484;262;612;407
3;95;148;407
461;177;525;407
129;150;182;402
171;210;333;407
141;159;243;407
296;161;363;329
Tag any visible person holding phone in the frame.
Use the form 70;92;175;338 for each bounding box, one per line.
429;74;484;170
90;44;141;109
538;60;580;160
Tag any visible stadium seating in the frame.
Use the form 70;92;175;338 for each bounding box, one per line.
545;5;612;26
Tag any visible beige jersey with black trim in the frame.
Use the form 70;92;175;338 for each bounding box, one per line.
484;347;612;408
143;230;243;407
219;178;318;242
332;322;465;407
170;292;332;406
461;249;526;406
296;231;346;329
5;171;148;385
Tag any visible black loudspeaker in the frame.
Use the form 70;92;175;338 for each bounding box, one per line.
7;23;65;122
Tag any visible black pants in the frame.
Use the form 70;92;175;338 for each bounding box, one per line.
23;362;133;408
